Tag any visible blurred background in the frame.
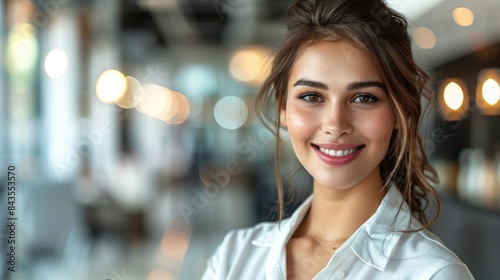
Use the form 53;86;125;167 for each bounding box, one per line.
0;0;500;279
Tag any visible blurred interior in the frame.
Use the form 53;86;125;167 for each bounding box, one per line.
1;0;500;279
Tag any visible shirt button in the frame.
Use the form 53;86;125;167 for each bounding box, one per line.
335;270;346;279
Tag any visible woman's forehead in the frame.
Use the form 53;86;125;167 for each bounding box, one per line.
288;40;381;87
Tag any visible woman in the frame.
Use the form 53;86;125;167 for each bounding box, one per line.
202;0;474;279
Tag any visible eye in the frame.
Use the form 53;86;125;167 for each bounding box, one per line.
298;93;324;103
352;94;378;103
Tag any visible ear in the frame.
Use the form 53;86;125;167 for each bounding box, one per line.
280;108;287;127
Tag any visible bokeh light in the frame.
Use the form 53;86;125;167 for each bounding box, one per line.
44;48;68;79
213;96;248;129
453;7;474;27
160;230;190;259
164;91;190;124
5;22;39;75
175;65;218;97
96;69;127;104
156;229;190;268
115;76;143;108
482;78;500;106
444;82;464;110
476;69;500;115
136;84;179;121
158;92;180;122
229;46;272;84
412;27;436;49
174;65;214;120
439;78;468;121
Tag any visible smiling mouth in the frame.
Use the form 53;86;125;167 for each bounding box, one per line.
315;145;364;157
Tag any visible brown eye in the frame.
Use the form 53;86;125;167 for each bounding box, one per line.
299;93;324;103
353;94;378;103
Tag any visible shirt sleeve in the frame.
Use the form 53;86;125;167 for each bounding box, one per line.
429;263;475;280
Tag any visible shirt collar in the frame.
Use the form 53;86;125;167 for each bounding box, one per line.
251;183;418;272
350;184;416;271
251;194;313;247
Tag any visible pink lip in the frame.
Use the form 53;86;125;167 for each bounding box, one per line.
312;144;364;166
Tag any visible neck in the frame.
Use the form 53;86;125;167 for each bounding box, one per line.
295;173;385;244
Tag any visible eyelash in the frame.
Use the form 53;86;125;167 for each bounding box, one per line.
352;93;379;103
298;92;323;103
297;92;380;104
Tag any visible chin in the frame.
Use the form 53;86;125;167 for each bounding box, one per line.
313;175;361;190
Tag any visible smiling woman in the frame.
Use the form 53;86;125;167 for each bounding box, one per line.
202;0;475;279
282;40;395;193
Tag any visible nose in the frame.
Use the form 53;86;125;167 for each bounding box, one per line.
322;103;353;137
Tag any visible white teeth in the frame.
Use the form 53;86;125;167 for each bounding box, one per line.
319;147;358;157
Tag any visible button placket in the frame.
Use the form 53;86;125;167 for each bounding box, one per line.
335;270;346;279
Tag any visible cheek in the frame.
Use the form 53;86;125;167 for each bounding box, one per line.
359;112;395;144
285;107;318;142
286;107;316;130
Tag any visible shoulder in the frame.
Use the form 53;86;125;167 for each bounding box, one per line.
201;221;280;280
372;186;473;277
217;220;279;250
391;228;474;279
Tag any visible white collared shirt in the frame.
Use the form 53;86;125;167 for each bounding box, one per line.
201;185;474;279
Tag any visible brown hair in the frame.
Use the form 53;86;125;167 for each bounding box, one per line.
255;0;440;230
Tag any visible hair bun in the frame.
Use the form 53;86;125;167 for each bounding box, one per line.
286;0;402;37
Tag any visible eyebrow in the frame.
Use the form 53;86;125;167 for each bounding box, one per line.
347;81;387;92
293;79;329;90
293;79;387;92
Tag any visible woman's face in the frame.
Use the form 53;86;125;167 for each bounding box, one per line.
281;39;395;191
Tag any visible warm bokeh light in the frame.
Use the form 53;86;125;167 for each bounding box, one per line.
136;84;171;117
136;84;179;121
159;230;190;259
214;96;248;129
96;69;127;104
476;69;500;115
158;92;180;122
132;84;191;124
412;27;436;49
116;76;143;108
148;269;176;280
453;7;474;27
482;78;500;106
156;228;191;268
443;82;464;110
164;91;190;124
229;46;272;84
439;78;468;121
44;48;68;79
